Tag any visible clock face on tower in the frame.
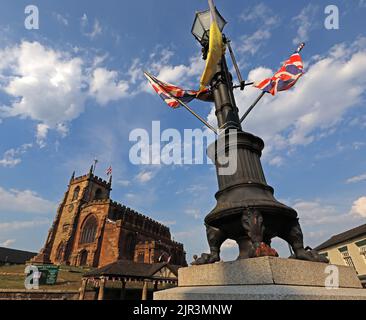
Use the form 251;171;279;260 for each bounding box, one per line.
68;204;74;212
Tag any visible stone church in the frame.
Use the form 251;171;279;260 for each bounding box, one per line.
31;167;187;268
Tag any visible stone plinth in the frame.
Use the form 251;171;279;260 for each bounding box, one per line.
154;257;366;300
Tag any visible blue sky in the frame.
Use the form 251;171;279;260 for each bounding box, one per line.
0;0;365;262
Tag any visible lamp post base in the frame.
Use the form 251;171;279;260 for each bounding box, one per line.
193;131;327;265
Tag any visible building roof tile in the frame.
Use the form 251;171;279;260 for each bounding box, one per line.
315;223;366;251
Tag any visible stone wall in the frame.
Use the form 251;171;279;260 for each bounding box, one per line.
0;289;84;300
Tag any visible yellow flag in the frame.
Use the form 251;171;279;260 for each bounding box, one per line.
199;0;224;91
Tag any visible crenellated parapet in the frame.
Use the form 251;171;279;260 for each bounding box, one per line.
109;200;172;240
70;173;112;189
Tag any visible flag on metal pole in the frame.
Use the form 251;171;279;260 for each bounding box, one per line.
143;72;207;108
254;43;305;95
240;43;306;124
106;166;112;176
199;0;225;91
144;71;217;134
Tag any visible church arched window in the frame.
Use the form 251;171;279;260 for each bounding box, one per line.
80;215;98;244
72;186;80;201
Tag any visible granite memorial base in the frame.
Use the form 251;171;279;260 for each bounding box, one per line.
154;257;366;300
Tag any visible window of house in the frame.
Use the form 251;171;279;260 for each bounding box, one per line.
80;215;98;244
360;246;366;258
338;246;357;271
355;239;366;261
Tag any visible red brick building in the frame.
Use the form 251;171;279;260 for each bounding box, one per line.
32;167;187;268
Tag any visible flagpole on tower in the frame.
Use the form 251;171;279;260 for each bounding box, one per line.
93;158;98;174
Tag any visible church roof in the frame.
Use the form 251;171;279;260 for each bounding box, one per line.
83;260;180;279
315;223;366;251
0;247;37;264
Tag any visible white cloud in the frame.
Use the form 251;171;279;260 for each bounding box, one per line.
221;239;237;249
176;184;208;195
0;143;32;167
0;41;134;145
158;220;176;226
89;68;129;105
117;180;131;187
240;3;279;25
352;141;366;150
89;20;102;39
125;193;136;199
184;208;201;220
144;49;204;89
292;4;319;45
238;3;279;55
208;38;366;162
126;47;205;98
81;14;88;25
135;170;155;183
238;30;271;55
294;200;347;226
0;239;15;247
350;196;366;217
268;156;284;167
347;173;366;184
36;124;49;148
53;13;68;26
0;41;87;143
128;59;143;84
81;14;102;39
0;186;56;214
0;219;49;232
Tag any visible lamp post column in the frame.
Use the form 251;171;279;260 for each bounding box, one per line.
211;56;241;131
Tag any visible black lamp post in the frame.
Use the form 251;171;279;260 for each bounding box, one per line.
191;8;241;131
190;7;328;265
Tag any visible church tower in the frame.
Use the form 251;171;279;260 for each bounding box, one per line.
31;166;112;265
31;166;187;268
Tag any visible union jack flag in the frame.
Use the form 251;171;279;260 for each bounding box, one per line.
255;51;304;95
106;166;112;176
144;71;207;108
